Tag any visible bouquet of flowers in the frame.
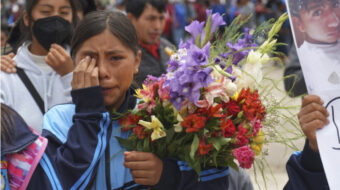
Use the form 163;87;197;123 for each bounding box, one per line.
118;11;289;176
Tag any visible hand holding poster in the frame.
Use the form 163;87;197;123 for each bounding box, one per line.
287;0;340;189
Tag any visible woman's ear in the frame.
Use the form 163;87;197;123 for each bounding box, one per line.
23;11;29;27
134;50;142;74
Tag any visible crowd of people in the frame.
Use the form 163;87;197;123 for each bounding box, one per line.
0;0;335;190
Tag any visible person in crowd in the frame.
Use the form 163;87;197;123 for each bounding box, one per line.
236;0;256;29
283;45;307;97
211;0;229;28
289;0;340;93
26;10;230;190
284;95;331;190
0;0;79;133
1;103;48;190
1;23;12;54
125;0;174;87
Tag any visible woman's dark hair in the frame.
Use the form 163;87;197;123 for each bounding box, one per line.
6;0;79;53
71;10;139;58
1;104;16;146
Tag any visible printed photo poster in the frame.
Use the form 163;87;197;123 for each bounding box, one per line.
286;0;340;189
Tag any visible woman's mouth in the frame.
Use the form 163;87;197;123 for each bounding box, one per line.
102;87;114;95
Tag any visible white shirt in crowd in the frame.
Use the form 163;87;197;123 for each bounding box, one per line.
0;42;72;133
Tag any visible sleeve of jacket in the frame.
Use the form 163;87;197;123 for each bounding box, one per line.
153;158;229;190
28;86;111;190
283;45;307;97
284;140;329;190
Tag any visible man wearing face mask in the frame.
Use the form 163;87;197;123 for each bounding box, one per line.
0;0;79;133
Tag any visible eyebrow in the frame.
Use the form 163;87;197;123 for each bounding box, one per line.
307;2;324;11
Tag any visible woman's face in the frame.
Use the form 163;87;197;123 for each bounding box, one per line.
25;0;73;25
74;29;141;109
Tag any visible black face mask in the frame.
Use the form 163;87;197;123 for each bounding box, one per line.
32;16;72;51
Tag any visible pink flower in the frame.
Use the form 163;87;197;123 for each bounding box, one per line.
251;119;262;136
197;78;228;108
232;146;255;169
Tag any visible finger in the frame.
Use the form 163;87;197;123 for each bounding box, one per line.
124;151;152;162
50;46;70;65
299;110;329;125
84;59;96;87
72;57;88;89
130;170;153;178
2;55;16;68
51;44;70;58
298;102;329;119
77;57;91;88
45;52;58;68
301;95;323;107
8;52;15;58
91;67;99;86
50;48;66;65
302;119;327;140
1;64;13;73
124;161;152;170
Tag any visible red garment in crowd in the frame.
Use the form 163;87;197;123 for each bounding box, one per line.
138;41;161;60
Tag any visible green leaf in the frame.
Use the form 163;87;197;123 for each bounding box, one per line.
143;137;150;152
190;134;199;160
165;128;175;143
209;137;231;151
136;141;143;151
229;160;239;172
116;137;134;150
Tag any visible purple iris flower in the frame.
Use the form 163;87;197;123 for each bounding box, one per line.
206;9;226;34
185;20;205;39
167;59;180;72
223;28;258;65
179;38;195;49
170;91;186;110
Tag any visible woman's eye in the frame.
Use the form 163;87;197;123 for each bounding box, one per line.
60;11;70;15
40;10;51;14
110;56;123;61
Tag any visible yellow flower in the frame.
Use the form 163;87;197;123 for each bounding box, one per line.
165;47;175;57
138;115;166;141
135;84;150;102
174;114;184;132
251;129;265;156
231;91;239;101
135;88;143;99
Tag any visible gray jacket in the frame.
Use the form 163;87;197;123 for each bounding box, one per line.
133;38;174;88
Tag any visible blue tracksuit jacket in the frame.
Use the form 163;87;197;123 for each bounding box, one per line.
27;86;230;189
284;140;329;190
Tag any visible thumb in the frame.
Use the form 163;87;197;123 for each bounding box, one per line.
8;52;15;58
